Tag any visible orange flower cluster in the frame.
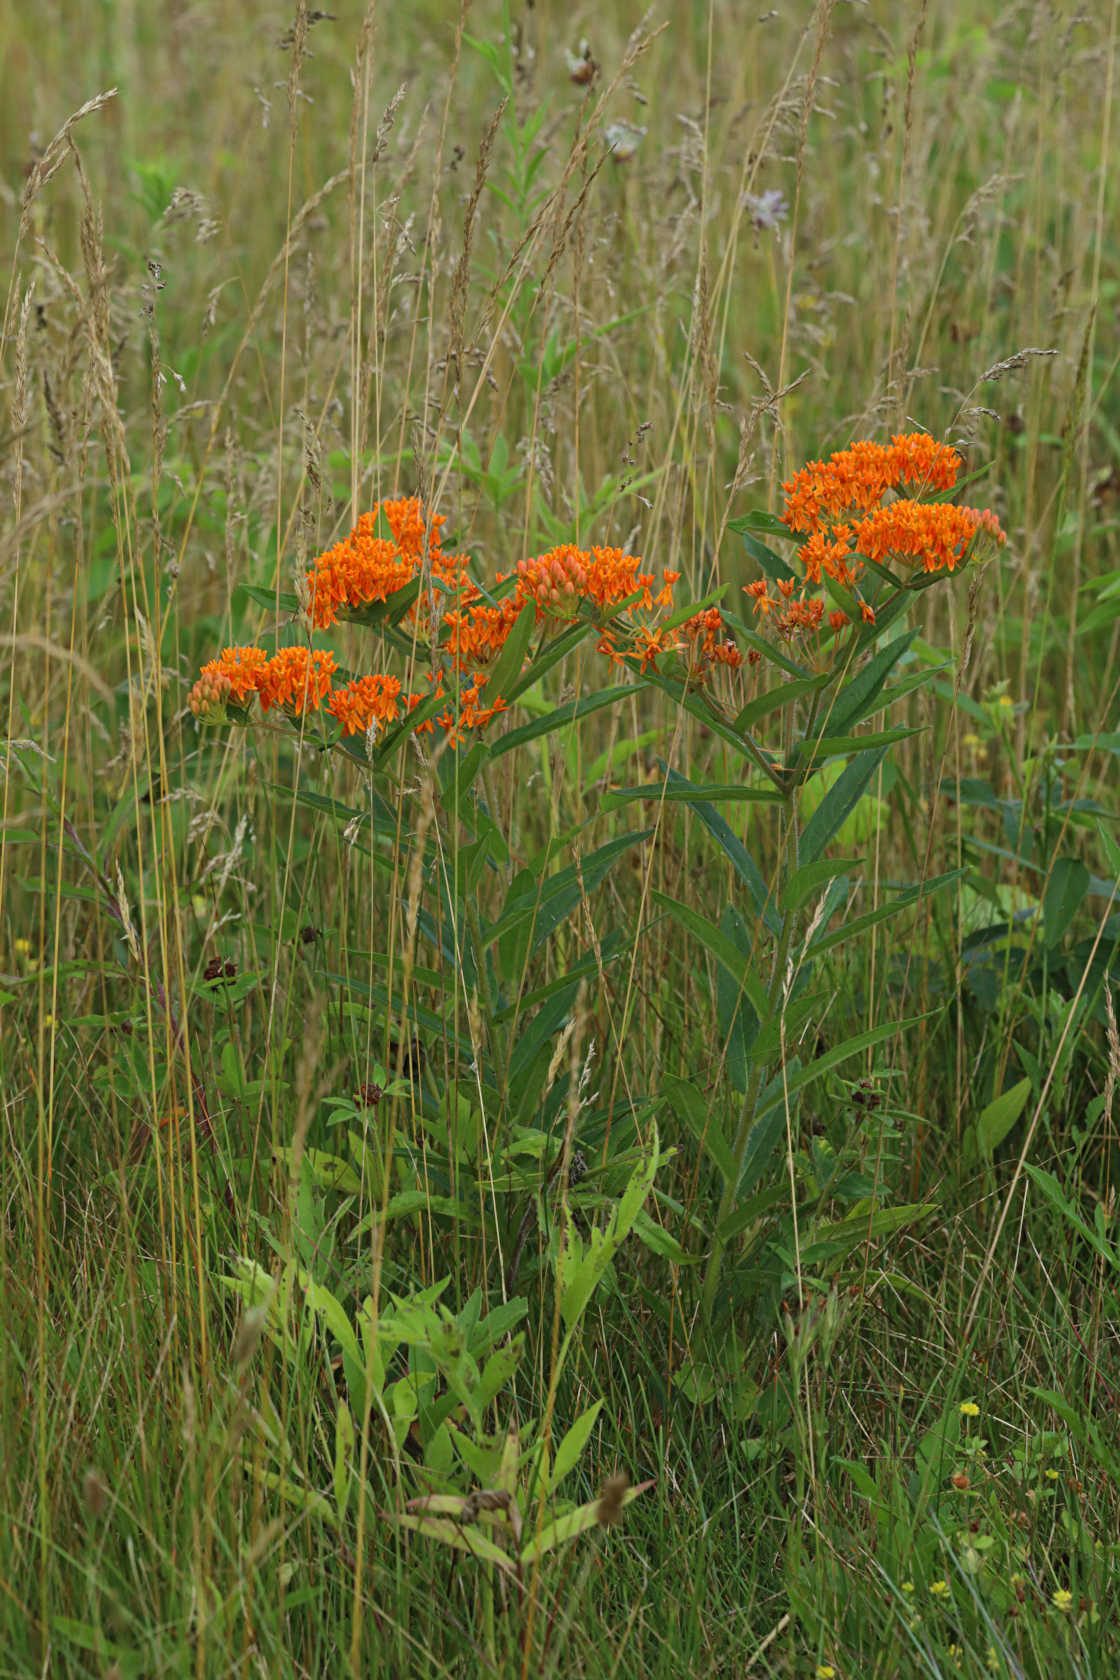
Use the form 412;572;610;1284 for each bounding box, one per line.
781;433;962;535
190;645;336;718
193;497;700;752
328;673;403;737
750;432;1006;633
419;673;507;749
504;544;680;665
440;597;524;670
257;647;337;712
302;498;474;633
188;665;234;720
204;645;269;702
678;609;744;685
852;501;1004;574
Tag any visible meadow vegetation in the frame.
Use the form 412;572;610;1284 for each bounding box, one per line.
2;0;1119;1674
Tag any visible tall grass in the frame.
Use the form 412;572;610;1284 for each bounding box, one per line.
2;0;1119;1674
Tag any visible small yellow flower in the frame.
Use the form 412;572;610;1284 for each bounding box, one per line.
959;1401;981;1417
986;1649;999;1672
815;1668;836;1679
14;937;32;956
1044;1468;1059;1480
901;1580;915;1593
1052;1588;1074;1611
931;1579;950;1597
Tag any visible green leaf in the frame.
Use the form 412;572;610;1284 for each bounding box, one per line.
781;856;862;914
812;1201;937;1250
257;1468;338;1528
241;584;301;614
373;688;447;766
390;1510;515;1571
490;830;651;955
301;1275;362;1368
550;1399;604;1492
720;608;810;677
728;520;797;583
713;1181;787;1243
601;781;784;810
748;990;830;1064
806;869;964;957
474;1335;526;1414
558;1126;660;1331
334;1401;355;1524
490;685;637;756
380;1191;478;1222
756;1014;937;1110
799;745;891;865
502;621;590;700
1028;1388;1094;1445
485;599;536;708
1043;857;1090;948
650;892;769;1018
521;1481;652;1561
632;1206;694;1262
631;667;771;764
1024;1165;1117;1267
734;671;830;734
658;584;728;633
728;510;791;540
662;767;780;933
792;727;920;767
975;1077;1032;1159
663;1073;734;1184
273;1145;361;1195
826;629;918;737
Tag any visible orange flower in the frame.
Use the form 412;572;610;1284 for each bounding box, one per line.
381;496;447;562
441;597;522;669
188;667;234;719
781;432;963;537
512;546;590;619
414;672;508;748
631;624;681;672
203;645;270;701
677;609;742;682
328;673;403;736
778;595;826;637
305;531;414;630
258;646;337;713
301;498;473;633
770;434;1003;627
852;501;1003;575
508;543;679;621
745;579;776;616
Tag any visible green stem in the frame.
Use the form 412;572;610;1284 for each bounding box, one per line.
700;804;800;1324
462;890;507;1114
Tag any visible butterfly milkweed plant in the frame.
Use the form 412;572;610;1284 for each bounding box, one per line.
193;435;1004;1374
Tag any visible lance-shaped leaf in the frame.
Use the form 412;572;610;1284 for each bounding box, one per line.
520;1479;655;1562
556;1126;661;1332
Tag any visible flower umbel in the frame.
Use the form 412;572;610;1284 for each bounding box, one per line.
746;432;1006;638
